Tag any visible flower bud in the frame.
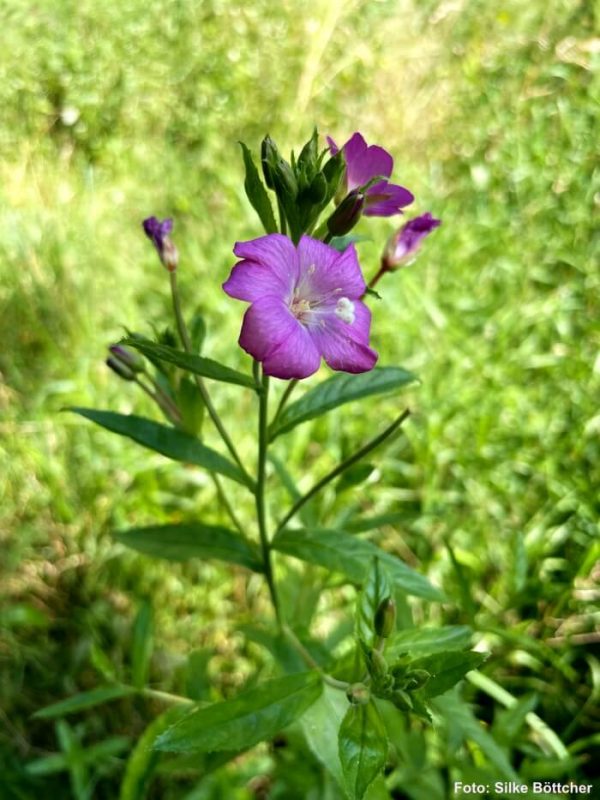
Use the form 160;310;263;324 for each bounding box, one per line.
374;597;396;639
346;682;371;706
106;356;135;382
307;172;328;204
260;135;278;189
369;648;388;680
390;689;413;712
142;216;179;272
382;212;441;272
109;344;145;373
403;669;430;691
327;190;364;237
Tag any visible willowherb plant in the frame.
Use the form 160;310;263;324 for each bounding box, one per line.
38;129;489;799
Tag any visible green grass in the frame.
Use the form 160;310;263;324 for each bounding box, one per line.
1;0;598;796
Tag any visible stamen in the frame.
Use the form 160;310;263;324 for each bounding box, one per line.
334;297;355;324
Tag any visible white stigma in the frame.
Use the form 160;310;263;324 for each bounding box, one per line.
334;296;355;324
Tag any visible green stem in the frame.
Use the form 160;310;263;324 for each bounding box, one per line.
169;271;251;484
276;408;411;534
367;261;387;292
271;379;298;427
282;626;349;691
256;366;282;627
211;473;245;536
134;376;182;425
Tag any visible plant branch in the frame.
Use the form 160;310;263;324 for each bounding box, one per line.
271;379;298;427
255;366;282;627
282;626;349;691
276;408;411;534
169;271;251;485
211;473;246;536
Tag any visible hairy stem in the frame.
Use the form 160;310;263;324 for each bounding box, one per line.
276;408;411;534
256;366;282;626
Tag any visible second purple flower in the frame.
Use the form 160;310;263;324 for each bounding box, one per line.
223;234;378;380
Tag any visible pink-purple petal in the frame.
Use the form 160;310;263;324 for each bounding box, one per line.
347;145;394;190
364;182;414;217
223;259;293;303
262;325;321;379
238;296;299;362
233;234;299;285
309;310;378;374
305;244;366;300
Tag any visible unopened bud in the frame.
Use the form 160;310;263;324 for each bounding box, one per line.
369;649;388;680
346;682;371;706
307;172;328;204
382;212;441;272
261;135;278;189
404;669;430;691
327;190;364;237
106;357;135;382
109;345;145;373
390;689;413;712
374;597;396;639
142;216;179;272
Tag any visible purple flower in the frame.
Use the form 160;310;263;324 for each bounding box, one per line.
142;216;178;271
383;212;441;270
223;234;378;380
327;132;414;217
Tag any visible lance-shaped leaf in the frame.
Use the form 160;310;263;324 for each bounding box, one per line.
131;600;154;690
387;626;473;658
71;409;251;488
272;528;444;601
33;685;136;719
339;701;388;800
409;650;487;699
122;340;255;388
356;558;392;649
155;672;322;753
269;367;416;440
239;142;278;234
115;523;263;572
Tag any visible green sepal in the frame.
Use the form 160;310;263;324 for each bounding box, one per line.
239;141;278;234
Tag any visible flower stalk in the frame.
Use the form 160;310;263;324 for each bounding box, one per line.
255;365;282;627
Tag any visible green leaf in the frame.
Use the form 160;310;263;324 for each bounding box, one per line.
155;672;322;753
300;685;348;791
178;377;205;437
71;408;251;489
329;234;370;252
410;651;487;698
433;692;518;780
115;523;263;572
356;558;392;649
122;339;255;388
269;367;417;440
239;142;278;234
272;528;444;601
387;626;473;658
336;463;375;493
120;706;189;800
131;600;154;690
339;701;388;800
33;685;136;719
346;511;416;534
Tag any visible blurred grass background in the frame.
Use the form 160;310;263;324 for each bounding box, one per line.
0;0;598;796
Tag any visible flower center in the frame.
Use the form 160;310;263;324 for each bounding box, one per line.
290;296;313;322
